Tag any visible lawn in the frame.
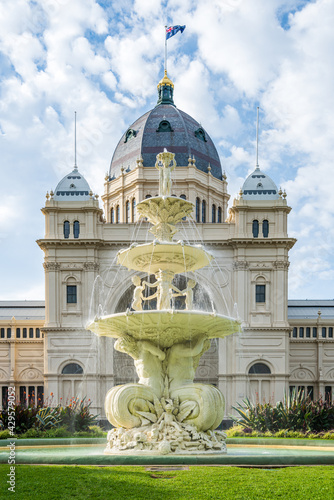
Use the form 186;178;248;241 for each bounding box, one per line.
1;465;333;500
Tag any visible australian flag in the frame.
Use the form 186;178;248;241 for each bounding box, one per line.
166;25;186;40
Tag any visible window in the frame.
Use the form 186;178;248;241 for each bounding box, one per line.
7;328;11;339
202;200;206;223
329;327;333;338
16;328;21;339
73;220;80;239
217;207;222;223
132;198;136;222
23;328;27;339
37;386;44;406
252;220;259;238
36;328;40;338
156;120;173;132
292;327;297;338
2;387;8;409
20;386;26;406
307;386;314;400
194;127;207;142
28;386;35;405
67;285;77;304
62;363;83;375
249;363;271;374
124;128;137;143
64;221;70;239
322;327;326;338
126;201;130;223
313;327;317;338
145;194;152;199
180;195;186;220
110;208;114;224
255;284;266;303
0;328;4;339
29;328;34;338
212;204;216;223
262;219;269;238
306;327;311;338
196;198;200;223
299;327;304;338
116;205;120;223
325;386;332;403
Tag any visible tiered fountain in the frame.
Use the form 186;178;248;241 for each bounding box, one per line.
87;150;241;455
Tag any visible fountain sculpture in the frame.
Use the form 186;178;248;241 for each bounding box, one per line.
87;150;241;455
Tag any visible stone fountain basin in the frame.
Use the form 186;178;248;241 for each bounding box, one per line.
87;310;241;348
117;242;213;274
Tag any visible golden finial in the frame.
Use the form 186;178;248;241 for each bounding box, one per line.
46;191;50;200
283;189;287;199
207;163;211;173
157;70;174;89
279;187;283;197
50;190;54;198
239;188;243;198
222;171;227;181
105;173;109;181
89;190;93;198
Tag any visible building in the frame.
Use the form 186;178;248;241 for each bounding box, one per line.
1;72;333;416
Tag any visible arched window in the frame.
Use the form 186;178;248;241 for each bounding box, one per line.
212;204;216;223
196;198;200;223
145;194;152;199
217;207;222;223
156;120;173;132
116;205;120;223
61;363;83;375
63;221;70;239
202;200;206;223
126;201;130;223
73;220;80;239
248;363;271;374
252;220;259;238
262;219;269;238
132;198;136;222
110;208;114;224
180;194;186;200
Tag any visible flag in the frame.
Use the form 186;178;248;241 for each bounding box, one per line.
166;25;186;40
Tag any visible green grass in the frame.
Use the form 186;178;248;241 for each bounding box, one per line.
0;465;333;500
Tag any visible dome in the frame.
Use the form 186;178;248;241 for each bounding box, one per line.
242;166;279;200
54;166;91;201
109;73;222;180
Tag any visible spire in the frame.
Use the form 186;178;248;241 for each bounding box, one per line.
255;106;259;170
157;70;175;106
74;111;78;171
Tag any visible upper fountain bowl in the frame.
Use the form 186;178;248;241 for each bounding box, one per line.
117;241;213;274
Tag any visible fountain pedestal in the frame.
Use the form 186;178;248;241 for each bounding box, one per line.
87;150;240;455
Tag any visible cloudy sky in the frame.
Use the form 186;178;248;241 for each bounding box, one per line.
0;0;333;301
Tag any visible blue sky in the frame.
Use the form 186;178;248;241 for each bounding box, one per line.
0;0;333;300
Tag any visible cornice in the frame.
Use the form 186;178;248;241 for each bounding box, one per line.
0;339;44;344
41;327;91;333
242;326;290;332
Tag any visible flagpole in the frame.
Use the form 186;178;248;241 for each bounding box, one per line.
164;25;167;73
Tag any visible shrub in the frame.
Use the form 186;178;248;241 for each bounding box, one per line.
232;390;334;434
0;402;40;435
0;429;12;439
59;397;99;433
36;406;62;431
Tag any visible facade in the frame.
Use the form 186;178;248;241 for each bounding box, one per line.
1;73;333;416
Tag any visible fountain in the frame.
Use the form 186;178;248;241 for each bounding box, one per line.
87;150;241;455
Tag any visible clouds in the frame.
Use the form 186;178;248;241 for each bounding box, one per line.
0;0;333;299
